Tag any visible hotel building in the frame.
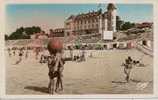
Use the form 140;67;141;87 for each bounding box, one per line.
64;3;117;40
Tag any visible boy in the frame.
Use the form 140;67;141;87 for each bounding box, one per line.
47;51;65;94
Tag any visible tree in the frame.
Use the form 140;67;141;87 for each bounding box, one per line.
8;26;42;40
24;27;34;35
16;27;24;33
121;22;135;30
116;16;136;31
24;26;41;35
9;31;23;40
5;34;9;40
32;26;41;33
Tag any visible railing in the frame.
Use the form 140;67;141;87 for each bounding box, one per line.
135;42;153;57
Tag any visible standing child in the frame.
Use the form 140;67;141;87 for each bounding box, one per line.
123;56;133;82
47;39;64;94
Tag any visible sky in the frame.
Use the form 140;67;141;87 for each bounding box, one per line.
6;4;153;34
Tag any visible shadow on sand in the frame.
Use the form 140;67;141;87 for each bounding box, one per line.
24;86;49;93
112;81;127;84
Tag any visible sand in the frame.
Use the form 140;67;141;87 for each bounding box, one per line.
6;49;153;95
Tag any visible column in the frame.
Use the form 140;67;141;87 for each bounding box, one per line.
99;15;103;34
104;18;107;31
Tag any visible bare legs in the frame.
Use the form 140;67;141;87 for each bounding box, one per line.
48;78;55;94
55;73;63;92
124;68;131;82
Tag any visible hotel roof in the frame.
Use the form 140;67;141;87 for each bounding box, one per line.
66;9;108;20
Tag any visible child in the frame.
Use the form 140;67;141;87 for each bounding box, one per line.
47;39;64;94
47;52;65;94
123;56;133;82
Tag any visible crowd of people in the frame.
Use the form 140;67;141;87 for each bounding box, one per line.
6;43;146;94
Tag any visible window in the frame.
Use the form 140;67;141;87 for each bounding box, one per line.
96;24;98;28
92;19;94;23
88;20;90;23
67;33;70;36
96;19;98;22
84;25;86;29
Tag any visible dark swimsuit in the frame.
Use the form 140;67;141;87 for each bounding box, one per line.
48;58;65;79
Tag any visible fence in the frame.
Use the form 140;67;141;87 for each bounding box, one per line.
135;42;153;57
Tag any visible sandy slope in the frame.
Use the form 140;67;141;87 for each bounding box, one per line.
6;49;153;94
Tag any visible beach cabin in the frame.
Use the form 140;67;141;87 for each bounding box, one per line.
112;43;117;48
118;42;127;49
106;43;113;50
103;44;107;49
127;41;135;49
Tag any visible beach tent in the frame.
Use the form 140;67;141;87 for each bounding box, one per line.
106;43;113;49
118;42;127;49
127;41;135;49
112;42;118;48
103;44;107;49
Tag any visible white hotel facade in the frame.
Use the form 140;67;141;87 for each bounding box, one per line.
64;3;117;40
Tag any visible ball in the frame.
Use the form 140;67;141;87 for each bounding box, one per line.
47;38;63;55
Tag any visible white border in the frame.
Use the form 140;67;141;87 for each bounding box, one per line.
0;0;158;99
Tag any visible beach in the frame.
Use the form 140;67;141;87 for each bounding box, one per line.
6;49;153;94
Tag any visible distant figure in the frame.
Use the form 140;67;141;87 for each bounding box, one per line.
40;49;49;64
35;48;40;60
25;50;29;59
73;55;80;61
68;46;73;61
40;54;45;64
123;56;133;82
89;52;93;58
122;56;142;82
15;49;24;64
81;47;86;61
8;48;11;57
13;50;16;56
